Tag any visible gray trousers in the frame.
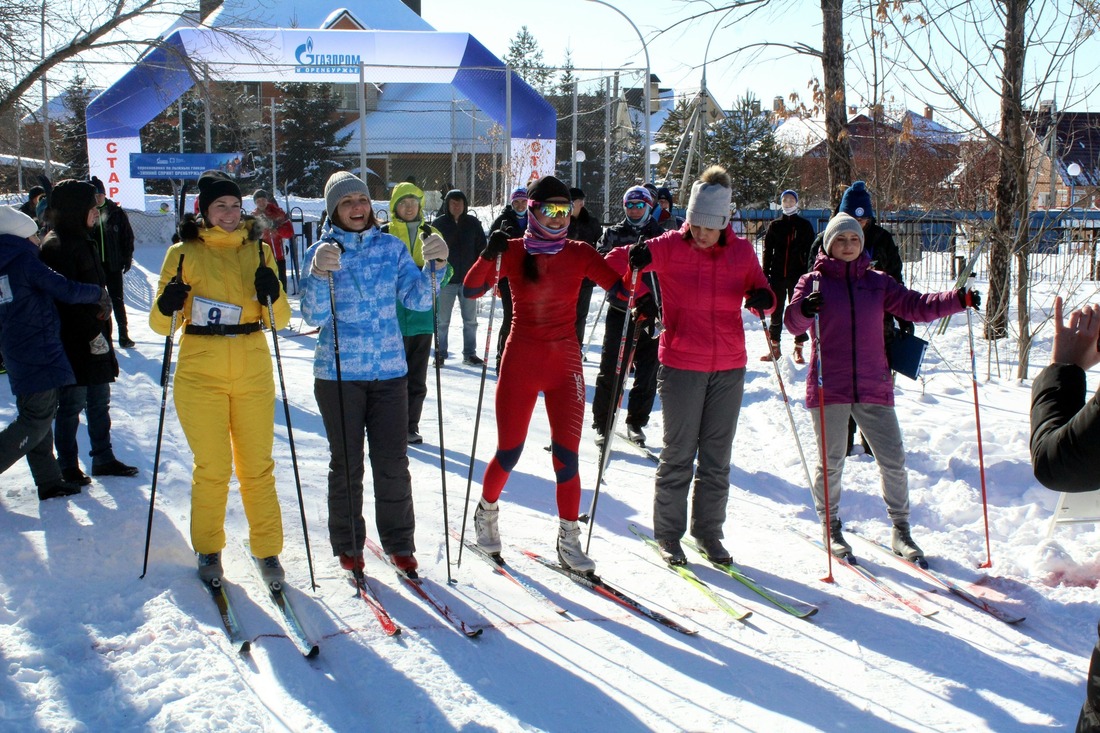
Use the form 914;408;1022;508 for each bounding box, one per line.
809;402;909;524
653;366;745;541
0;388;63;487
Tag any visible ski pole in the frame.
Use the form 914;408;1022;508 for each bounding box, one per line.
457;254;502;569
258;241;315;590
759;315;813;489
583;289;609;360
141;253;184;579
965;293;993;568
812;279;834;583
423;224;453;584
329;268;364;585
586;263;642;553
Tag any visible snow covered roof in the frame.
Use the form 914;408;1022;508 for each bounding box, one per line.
775;109;961;157
337;82;501;155
203;0;433;31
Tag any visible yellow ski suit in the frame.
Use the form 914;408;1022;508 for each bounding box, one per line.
150;221;291;557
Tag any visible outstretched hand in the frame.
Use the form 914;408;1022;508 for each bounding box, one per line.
1051;296;1100;371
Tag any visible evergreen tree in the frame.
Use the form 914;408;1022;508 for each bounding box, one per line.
503;26;553;94
653;96;694;189
556;49;576;97
275;82;350;197
709;93;791;208
55;76;94;180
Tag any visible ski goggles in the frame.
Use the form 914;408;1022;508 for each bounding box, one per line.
534;202;572;218
624;201;649;210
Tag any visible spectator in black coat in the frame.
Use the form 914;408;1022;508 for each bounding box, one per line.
568;187;603;347
19;186;45;223
592;185;665;446
761;189;815;363
1030;295;1100;733
0;206;107;500
488;187;529;370
433;189;486;365
39;180;138;485
89;177;136;348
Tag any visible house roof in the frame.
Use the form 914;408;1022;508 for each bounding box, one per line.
1029;111;1100;187
203;1;432;31
775;109;961;157
337;82;500;154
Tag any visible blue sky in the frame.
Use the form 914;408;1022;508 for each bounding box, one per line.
421;0;1100;131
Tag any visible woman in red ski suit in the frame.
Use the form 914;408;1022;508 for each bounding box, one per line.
463;176;629;573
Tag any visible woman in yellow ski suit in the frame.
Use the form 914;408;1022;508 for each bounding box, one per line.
149;173;290;579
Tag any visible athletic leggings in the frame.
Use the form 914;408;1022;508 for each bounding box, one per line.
481;335;586;520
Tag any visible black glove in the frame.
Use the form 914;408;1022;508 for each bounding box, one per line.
156;280;191;316
897;319;914;337
958;288;981;310
744;288;775;316
482;230;509;260
628;242;652;270
800;292;823;317
96;287;113;321
632;293;659;322
255;266;281;305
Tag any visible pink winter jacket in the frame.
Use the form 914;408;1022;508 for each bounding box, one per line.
633;222;773;372
785;251;964;407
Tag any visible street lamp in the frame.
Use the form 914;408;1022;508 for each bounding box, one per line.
574;149;586;187
1068;162;1082;210
585;0;652;182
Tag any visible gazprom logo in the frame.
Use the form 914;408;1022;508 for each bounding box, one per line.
294;37;360;74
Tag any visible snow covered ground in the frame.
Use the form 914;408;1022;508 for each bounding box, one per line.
1;242;1098;732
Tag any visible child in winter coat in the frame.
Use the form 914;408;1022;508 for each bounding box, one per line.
784;213;980;563
464;175;629;574
149;171;290;584
382;182;452;445
626;165;775;567
301;172;448;575
0;206;108;500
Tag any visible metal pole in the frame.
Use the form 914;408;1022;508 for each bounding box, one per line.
505;66;513;194
270;97;277;195
203;65;212;154
470;104;477;203
572;80;579;185
358;63;367;184
603;76;611;218
451;95;458;188
40;4;51;180
585;0;651;181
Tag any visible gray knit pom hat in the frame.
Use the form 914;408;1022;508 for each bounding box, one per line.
686;166;732;230
823;213;865;255
324;171;370;218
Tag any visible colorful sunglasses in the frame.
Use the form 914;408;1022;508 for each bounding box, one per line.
536;202;572;218
624;201;649;210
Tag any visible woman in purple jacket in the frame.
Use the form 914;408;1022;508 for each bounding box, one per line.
785;213;979;564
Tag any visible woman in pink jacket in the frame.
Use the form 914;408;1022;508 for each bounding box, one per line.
627;166;775;566
784;213;979;564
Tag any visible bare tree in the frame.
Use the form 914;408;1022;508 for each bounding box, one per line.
878;0;1094;378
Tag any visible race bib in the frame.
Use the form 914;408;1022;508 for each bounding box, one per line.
0;275;11;304
191;296;242;327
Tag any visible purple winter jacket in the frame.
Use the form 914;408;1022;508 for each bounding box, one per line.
785;251;964;407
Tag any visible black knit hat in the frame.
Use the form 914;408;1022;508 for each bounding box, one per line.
526;175;571;202
196;171;242;219
89;176;106;195
48;179;97;235
569;187;585;200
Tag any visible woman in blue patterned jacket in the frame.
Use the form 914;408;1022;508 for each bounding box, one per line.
301;172;448;575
